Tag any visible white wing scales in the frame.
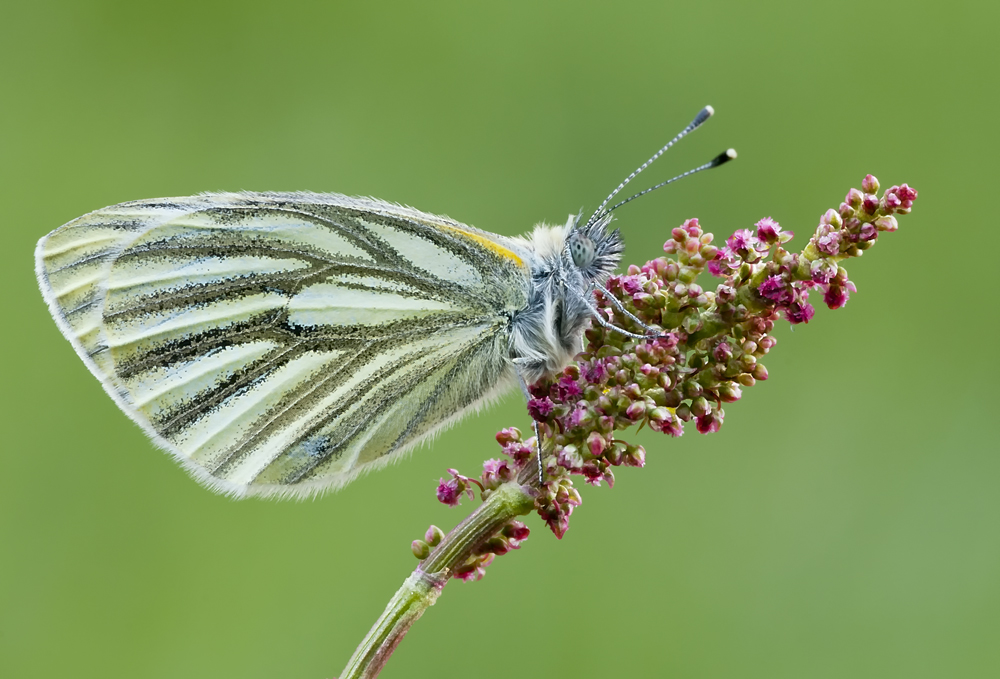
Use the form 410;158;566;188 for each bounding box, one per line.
36;193;531;498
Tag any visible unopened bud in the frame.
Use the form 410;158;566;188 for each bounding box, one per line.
691;396;711;417
718;382;742;402
425;525;445;546
411;540;431;560
874;215;898;232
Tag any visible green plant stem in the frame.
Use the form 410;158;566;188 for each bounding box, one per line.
338;465;539;679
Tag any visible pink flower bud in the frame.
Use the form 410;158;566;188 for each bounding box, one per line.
502;520;531;544
621;275;644;296
874;215;898;232
683;218;701;236
862;174;880;193
481;536;510;556
691;397;711;417
587;431;609;456
624;402;646;422
624;444;645;467
718;382;742;402
820;209;843;228
495;427;521;445
895;184;917;201
713;341;733;362
557;445;584;472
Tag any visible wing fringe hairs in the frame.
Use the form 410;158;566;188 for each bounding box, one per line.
36;192;545;500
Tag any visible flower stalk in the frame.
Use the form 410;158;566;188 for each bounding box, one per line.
338;474;538;679
337;175;917;678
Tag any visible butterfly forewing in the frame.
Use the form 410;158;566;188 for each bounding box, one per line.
36;193;530;498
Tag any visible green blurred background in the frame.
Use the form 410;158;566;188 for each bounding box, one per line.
2;1;997;677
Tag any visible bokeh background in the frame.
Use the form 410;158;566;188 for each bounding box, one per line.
2;1;997;677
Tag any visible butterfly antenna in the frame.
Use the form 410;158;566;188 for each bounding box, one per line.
604;148;737;214
584;105;715;229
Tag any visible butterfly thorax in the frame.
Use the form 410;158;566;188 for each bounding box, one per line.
508;217;622;383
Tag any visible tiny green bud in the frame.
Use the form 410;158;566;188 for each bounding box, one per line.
645;387;667;406
425;525;445;546
691;396;711;417
682;381;703;399
411;540;431;560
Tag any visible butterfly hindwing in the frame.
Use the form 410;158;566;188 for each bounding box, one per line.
36;193;531;498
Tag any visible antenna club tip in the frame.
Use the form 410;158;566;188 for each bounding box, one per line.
711;149;737;167
692;106;714;126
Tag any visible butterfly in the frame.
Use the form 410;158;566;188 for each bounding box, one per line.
35;106;732;499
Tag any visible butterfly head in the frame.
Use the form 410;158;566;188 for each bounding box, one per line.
566;215;623;283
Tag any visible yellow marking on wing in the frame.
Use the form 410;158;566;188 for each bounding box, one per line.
436;223;525;267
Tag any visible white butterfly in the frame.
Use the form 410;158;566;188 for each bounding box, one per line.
35;107;731;498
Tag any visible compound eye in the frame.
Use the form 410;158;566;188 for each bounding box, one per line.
569;233;597;268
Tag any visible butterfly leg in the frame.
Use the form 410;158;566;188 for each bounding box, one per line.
512;358;545;486
592;283;664;337
576;292;655;341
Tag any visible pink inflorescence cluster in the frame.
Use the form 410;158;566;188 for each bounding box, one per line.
424;461;531;581
707;174;918;324
427;175;916;574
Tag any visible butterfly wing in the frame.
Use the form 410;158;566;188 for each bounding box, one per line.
36;192;531;498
